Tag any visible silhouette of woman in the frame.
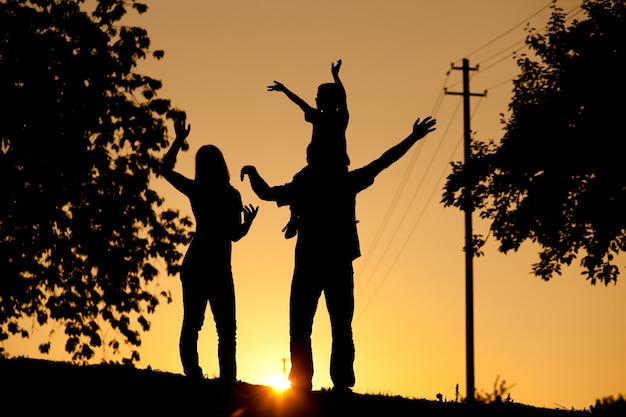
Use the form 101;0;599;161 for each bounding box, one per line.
162;117;258;381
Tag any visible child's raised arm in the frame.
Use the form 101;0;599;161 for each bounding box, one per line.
268;81;314;114
331;59;347;111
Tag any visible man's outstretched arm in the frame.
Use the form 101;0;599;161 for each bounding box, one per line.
240;165;279;201
363;116;437;177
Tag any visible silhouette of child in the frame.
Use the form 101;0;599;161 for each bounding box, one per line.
268;59;349;238
162;117;258;381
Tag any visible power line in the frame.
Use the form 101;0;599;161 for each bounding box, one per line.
472;3;585;75
476;38;526;69
461;1;553;61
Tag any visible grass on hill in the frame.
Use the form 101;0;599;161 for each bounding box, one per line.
0;356;621;417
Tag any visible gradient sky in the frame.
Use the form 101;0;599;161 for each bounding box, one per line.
6;0;625;409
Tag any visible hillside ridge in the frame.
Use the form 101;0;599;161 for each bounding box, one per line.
0;357;593;416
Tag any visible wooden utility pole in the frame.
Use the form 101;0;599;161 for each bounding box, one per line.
444;58;485;403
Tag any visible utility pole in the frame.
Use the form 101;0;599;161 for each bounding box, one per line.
444;58;486;403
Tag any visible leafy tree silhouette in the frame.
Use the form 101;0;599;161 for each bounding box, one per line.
442;0;626;286
0;0;192;362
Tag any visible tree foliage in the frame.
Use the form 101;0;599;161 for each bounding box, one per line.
442;0;626;285
0;0;192;362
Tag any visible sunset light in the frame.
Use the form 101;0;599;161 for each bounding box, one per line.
4;0;626;411
265;373;291;393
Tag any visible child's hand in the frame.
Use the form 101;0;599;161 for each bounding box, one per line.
267;81;286;92
331;59;342;77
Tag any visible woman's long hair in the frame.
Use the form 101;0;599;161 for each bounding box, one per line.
195;144;230;187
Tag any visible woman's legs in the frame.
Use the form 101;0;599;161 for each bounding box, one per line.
180;277;208;379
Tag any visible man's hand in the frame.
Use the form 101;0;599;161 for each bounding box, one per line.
411;116;437;140
240;165;258;181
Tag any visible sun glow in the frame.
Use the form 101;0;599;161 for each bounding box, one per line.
265;372;291;392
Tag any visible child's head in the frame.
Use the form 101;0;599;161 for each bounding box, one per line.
195;144;230;186
315;83;342;111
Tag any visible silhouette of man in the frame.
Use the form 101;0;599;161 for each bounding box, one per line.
241;116;436;392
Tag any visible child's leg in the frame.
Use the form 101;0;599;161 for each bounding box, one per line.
282;165;311;239
282;206;298;239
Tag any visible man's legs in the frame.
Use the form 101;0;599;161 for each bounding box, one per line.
289;267;322;391
324;261;355;390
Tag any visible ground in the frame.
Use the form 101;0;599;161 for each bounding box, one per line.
0;356;615;416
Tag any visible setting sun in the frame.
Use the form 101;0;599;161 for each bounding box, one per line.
265;372;291;392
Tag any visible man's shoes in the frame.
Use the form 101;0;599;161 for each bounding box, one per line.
290;381;313;393
331;385;352;395
184;366;204;381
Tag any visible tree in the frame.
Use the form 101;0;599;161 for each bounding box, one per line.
442;0;626;286
0;0;192;362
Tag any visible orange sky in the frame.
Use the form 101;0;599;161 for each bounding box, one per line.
6;0;625;409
